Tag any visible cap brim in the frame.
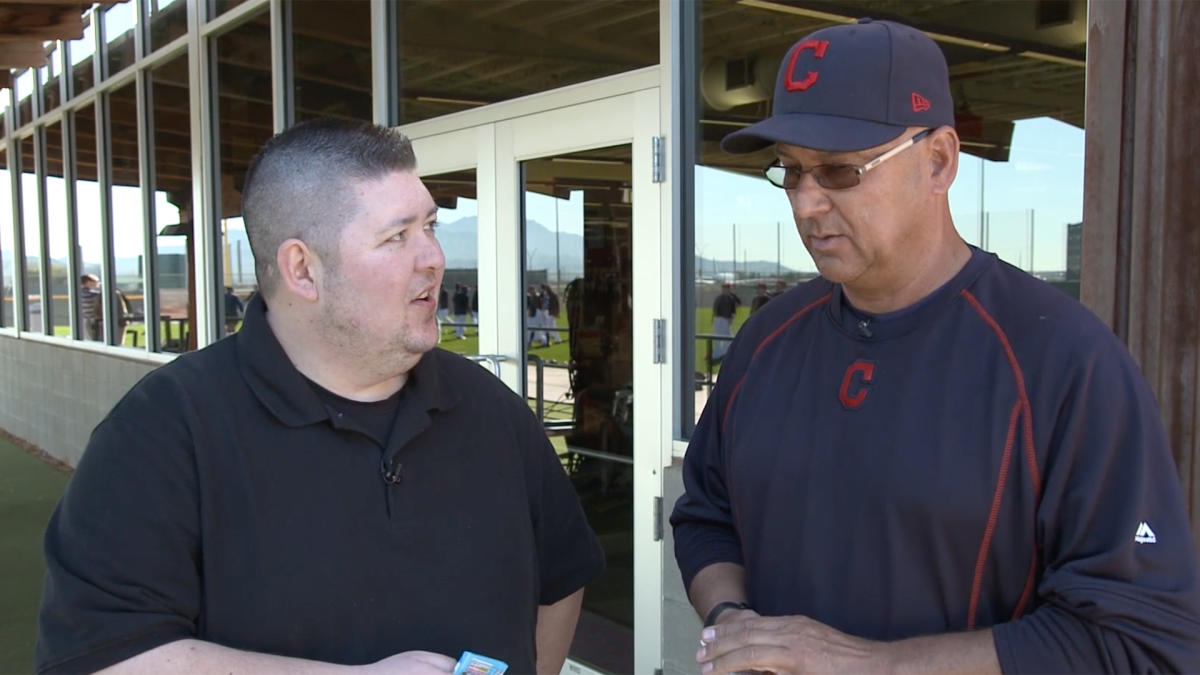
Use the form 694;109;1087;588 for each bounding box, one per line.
721;114;910;154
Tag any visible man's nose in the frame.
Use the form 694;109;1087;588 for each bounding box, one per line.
786;171;833;221
421;231;446;271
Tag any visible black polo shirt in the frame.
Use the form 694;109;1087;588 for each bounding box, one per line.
36;294;604;674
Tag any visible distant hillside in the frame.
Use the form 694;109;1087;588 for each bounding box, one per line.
438;216;585;276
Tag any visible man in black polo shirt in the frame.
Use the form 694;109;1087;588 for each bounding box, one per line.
36;119;604;675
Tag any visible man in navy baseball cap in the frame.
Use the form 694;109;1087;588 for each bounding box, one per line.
674;16;1200;675
722;18;955;153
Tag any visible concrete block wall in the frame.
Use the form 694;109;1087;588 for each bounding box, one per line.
0;335;163;466
662;460;702;675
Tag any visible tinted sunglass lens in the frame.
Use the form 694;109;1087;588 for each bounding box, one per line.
816;165;860;190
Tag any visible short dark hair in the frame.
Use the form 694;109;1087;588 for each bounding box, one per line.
241;118;417;298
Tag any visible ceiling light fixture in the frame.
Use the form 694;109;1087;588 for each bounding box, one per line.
415;95;487;107
1018;50;1086;68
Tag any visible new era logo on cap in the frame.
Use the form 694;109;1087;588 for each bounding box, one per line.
721;18;956;154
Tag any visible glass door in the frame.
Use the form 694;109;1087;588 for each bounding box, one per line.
497;88;664;675
404;75;666;675
522;146;634;673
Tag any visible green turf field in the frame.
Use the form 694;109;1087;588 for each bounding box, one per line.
0;437;70;674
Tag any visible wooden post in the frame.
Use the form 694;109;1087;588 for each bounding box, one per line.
1083;0;1200;546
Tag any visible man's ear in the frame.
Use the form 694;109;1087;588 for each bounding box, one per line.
927;126;960;196
276;238;322;302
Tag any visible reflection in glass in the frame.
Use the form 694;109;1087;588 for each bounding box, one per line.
1;149;13;327
70;17;96;96
108;83;145;348
214;10;271;335
75;104;105;340
293;1;371;124
46;122;70;336
104;2;137;78
948;118;1084;300
16;69;33;131
212;0;249;18
21;136;40;330
152;54;195;350
395;1;658;124
523;146;633;674
147;0;187;51
421;170;478;354
41;50;63;114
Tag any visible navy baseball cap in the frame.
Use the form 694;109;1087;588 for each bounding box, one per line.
721;18;955;154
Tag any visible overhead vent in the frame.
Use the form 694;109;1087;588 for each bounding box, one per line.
701;51;781;111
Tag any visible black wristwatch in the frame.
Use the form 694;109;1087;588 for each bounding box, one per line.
703;600;751;627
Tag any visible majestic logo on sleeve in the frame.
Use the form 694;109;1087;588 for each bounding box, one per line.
784;40;830;91
838;359;875;410
1134;521;1157;544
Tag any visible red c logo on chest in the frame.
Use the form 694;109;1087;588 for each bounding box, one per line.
839;360;875;409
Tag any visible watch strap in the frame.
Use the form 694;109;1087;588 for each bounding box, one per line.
703;600;751;627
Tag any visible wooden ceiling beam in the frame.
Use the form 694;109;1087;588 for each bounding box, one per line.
0;41;49;68
0;6;83;43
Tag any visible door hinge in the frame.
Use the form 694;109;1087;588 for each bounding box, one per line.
653;495;663;541
651;135;666;183
652;318;666;364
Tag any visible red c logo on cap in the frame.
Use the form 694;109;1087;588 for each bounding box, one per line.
784;40;829;92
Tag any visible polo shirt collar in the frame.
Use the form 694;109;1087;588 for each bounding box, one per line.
236;293;459;428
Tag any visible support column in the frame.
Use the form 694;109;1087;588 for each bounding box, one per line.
1082;0;1200;545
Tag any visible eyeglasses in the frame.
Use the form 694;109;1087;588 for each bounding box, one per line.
762;128;935;190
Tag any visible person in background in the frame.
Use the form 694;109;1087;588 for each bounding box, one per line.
224;286;245;335
709;281;740;363
436;284;449;336
672;18;1200;674
37;119;604;675
749;282;771;314
451;282;469;339
79;274;102;341
544;284;562;345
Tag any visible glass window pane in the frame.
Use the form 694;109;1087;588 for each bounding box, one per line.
0;148;12;327
21;135;40;330
147;0;187;51
948;118;1084;299
396;1;658;124
41;48;63;114
293;0;372;124
109;82;145;348
75;104;105;341
421;170;478;353
152;53;194;351
212;0;250;18
522;146;633;674
46;121;70;336
214;10;271;334
16;69;34;128
70;16;96;96
104;1;137;78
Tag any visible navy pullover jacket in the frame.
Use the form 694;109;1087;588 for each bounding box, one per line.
671;248;1200;672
